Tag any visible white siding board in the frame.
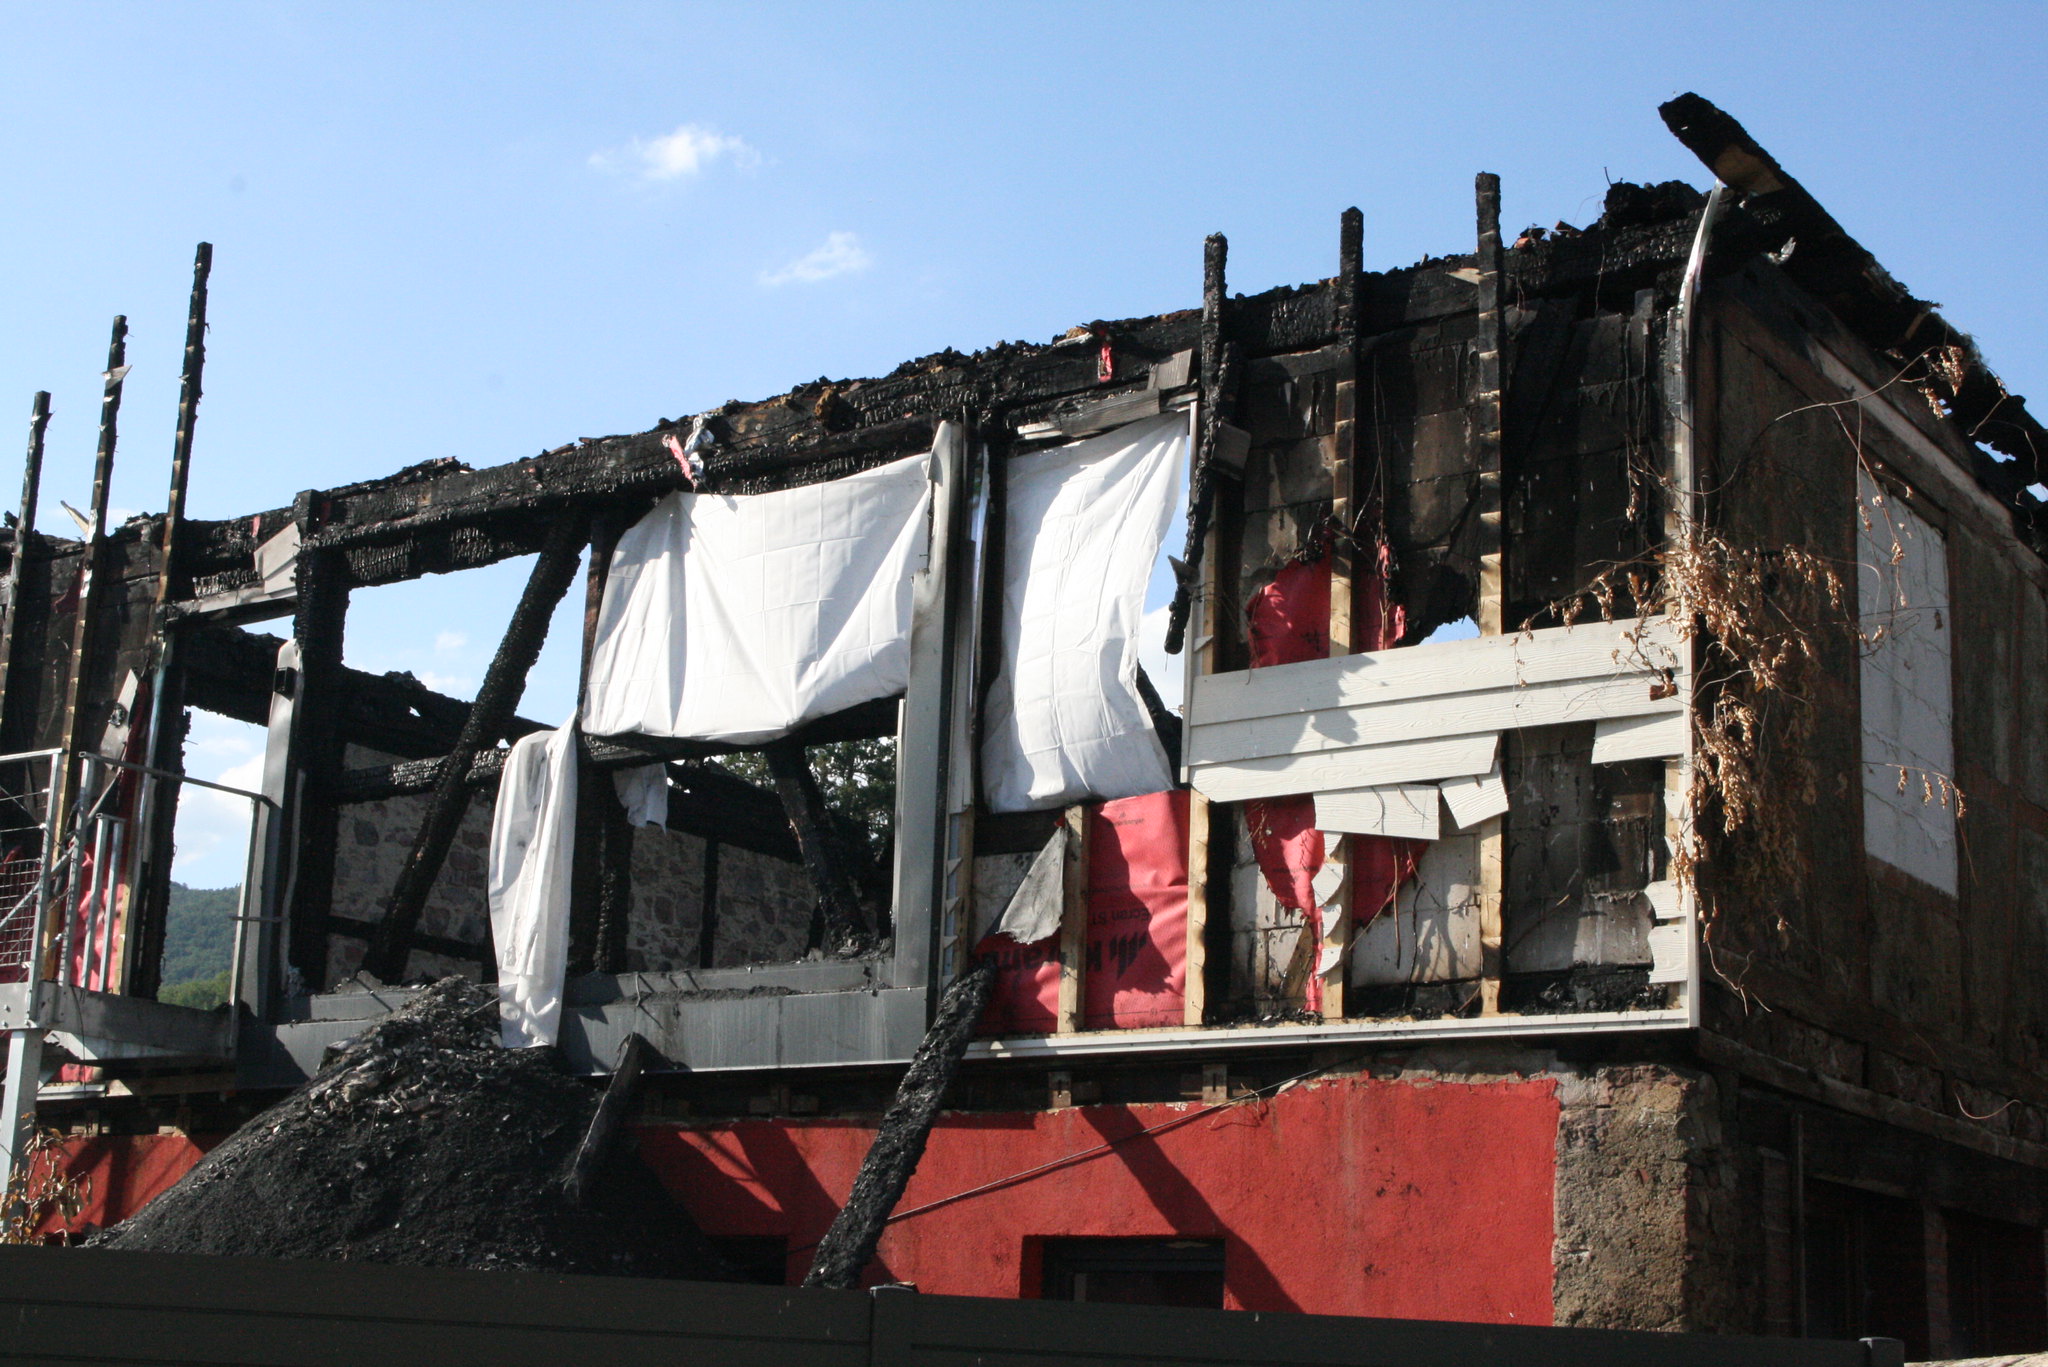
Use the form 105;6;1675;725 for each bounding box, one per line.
1648;920;1690;984
1591;712;1689;764
1189;733;1498;804
1439;766;1509;830
1189;615;1680;727
1314;784;1440;840
1186;672;1679;767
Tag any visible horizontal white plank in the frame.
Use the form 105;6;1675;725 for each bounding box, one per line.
1190;615;1681;728
1314;784;1440;840
1642;880;1682;923
1439;765;1509;830
1592;712;1689;764
1648;920;1690;984
1190;732;1498;804
1187;672;1680;767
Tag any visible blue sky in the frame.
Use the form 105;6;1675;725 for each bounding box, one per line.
4;1;2044;882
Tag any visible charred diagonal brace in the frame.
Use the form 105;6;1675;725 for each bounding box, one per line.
1165;233;1234;655
562;1032;650;1209
801;958;996;1289
365;515;586;980
764;739;872;955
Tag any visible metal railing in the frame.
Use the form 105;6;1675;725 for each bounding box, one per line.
0;748;274;1023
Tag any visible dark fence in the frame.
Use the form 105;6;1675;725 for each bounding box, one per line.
0;1247;1904;1367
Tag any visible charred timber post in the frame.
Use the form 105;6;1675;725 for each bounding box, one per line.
1472;173;1508;1017
284;520;352;988
580;511;633;974
1321;208;1366;1021
561;1031;650;1209
764;740;871;955
801;957;996;1289
49;319;129;876
131;244;213;997
1166;233;1232;654
0;394;51;743
366;515;586;981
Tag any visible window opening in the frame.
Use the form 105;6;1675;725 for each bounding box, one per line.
1040;1238;1225;1308
162;709;267;1007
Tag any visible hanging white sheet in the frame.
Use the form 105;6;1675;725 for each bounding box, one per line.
488;720;579;1049
613;763;670;828
580;434;945;746
981;411;1188;813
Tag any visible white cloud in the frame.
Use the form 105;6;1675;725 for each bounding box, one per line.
421;671;472;697
760;231;872;287
590;123;759;182
171;718;268;888
434;630;467;654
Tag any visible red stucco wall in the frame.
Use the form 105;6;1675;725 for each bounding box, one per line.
639;1073;1560;1321
32;1131;219;1240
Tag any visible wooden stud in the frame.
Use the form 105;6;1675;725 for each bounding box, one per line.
1183;514;1221;1028
1056;803;1090;1033
1472;172;1508;1016
1322;207;1366;1021
0;392;50;742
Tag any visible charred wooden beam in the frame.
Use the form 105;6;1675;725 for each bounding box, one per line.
1660;92;2047;543
561;1032;649;1208
329;697;895;803
324;915;486;964
0;394;50;742
364;515;585;981
764;740;871;955
575;510;632;974
801;957;996;1289
49;319;129;869
284;530;352;988
1166;234;1236;654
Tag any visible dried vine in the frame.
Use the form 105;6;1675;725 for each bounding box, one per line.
2;1128;90;1244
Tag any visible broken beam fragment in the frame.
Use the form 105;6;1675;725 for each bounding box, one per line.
365;515;585;981
801;958;996;1289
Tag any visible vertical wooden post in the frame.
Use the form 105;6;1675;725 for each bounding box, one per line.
1056;804;1090;1034
1183;516;1218;1028
50;320;129;858
284;522;349;995
1472;173;1508;1016
1321;207;1366;1021
0;393;50;742
575;511;633;975
130;243;213;997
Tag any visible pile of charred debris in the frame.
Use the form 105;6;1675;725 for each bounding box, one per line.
89;979;726;1278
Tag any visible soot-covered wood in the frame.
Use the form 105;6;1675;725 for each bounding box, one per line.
800;957;997;1289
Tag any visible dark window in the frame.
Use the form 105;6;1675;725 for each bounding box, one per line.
1041;1238;1225;1308
1803;1180;1927;1359
1946;1210;2047;1356
710;1235;788;1286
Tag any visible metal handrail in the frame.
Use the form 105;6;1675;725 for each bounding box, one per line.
0;747;274;1027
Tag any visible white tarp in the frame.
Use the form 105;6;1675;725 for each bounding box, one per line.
981;411;1188;812
581;433;945;746
488;720;580;1049
613;763;670;828
990;822;1068;945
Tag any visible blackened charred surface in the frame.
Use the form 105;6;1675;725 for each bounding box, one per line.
800;957;996;1289
1661;92;2047;547
366;518;585;982
287;540;353;990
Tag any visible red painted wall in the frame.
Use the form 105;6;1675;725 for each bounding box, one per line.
32;1132;219;1240
639;1074;1560;1322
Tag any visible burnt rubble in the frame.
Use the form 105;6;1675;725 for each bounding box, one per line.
89;978;726;1279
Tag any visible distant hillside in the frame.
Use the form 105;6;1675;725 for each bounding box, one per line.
158;883;238;1008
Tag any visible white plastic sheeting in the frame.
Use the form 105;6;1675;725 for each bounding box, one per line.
612;764;670;828
581;434;945;746
488;720;580;1049
981;411;1188;812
